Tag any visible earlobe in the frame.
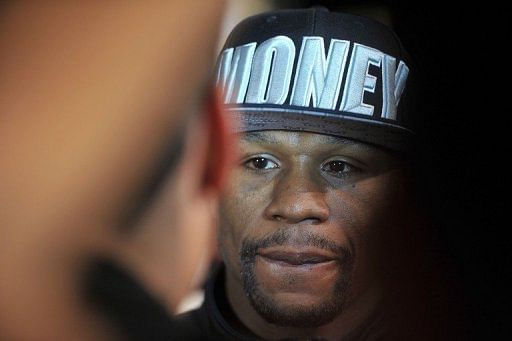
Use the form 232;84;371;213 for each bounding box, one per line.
202;87;236;192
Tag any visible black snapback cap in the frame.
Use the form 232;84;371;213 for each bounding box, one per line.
215;7;416;151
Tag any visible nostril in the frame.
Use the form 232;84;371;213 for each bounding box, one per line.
272;215;283;221
264;191;329;224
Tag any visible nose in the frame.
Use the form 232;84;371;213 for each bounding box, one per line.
263;169;329;224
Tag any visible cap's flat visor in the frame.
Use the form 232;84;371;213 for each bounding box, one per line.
228;107;414;152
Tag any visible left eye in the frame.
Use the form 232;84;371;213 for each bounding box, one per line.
321;160;358;177
244;157;279;170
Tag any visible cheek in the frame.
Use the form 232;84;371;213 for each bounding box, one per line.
327;174;399;278
332;173;399;235
218;173;272;273
355;173;402;231
218;200;241;273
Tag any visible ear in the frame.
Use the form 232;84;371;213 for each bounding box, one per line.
201;87;236;193
108;92;236;309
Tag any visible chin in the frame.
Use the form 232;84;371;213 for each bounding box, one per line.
273;291;333;307
250;290;343;328
243;272;350;328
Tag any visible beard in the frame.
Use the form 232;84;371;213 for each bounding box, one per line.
240;228;354;328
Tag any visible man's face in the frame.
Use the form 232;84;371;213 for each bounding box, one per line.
219;130;405;327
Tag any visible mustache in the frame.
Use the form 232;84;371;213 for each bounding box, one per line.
240;228;353;262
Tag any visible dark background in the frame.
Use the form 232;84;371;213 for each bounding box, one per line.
271;1;507;338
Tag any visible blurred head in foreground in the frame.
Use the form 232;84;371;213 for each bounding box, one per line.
0;1;229;340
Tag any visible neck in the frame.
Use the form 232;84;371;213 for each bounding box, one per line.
224;269;382;340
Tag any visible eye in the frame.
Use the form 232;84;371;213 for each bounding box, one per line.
243;156;279;171
321;160;359;178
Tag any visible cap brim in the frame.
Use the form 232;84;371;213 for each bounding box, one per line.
228;107;414;152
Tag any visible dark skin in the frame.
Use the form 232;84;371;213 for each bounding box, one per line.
219;130;408;340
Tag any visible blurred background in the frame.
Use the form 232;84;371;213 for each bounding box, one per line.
179;0;506;339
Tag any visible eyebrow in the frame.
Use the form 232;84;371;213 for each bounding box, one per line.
241;131;370;150
241;131;280;144
324;134;380;153
322;135;358;146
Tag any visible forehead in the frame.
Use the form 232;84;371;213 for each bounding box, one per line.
240;130;376;151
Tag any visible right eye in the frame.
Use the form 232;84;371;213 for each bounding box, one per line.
243;156;279;170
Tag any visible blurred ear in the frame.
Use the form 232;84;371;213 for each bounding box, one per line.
201;87;235;194
112;87;236;310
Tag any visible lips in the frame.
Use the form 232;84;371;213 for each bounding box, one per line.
257;248;337;266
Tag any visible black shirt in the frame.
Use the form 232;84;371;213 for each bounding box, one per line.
85;258;207;340
176;264;261;340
